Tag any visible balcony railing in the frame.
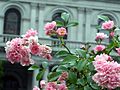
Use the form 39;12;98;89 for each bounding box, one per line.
0;34;108;51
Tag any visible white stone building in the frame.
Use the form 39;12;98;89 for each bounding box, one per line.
0;0;120;90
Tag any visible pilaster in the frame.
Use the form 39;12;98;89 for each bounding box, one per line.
43;67;49;81
21;18;30;35
38;4;45;38
30;3;37;29
85;8;92;42
32;69;39;88
0;15;4;34
77;7;85;42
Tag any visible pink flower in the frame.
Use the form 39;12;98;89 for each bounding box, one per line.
58;72;68;82
38;45;52;60
94;53;112;61
42;54;52;60
20;56;34;66
58;84;68;90
46;82;57;90
24;29;38;38
116;48;120;55
6;50;22;64
92;61;120;89
33;86;40;90
40;80;46;88
44;21;56;31
102;21;114;30
94;45;105;52
56;27;67;36
110;31;115;37
30;43;40;55
95;33;108;41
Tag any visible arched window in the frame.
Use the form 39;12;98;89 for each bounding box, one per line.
52;12;67;39
97;14;114;43
4;8;21;35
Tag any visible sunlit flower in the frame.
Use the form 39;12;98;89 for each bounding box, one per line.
56;27;67;36
94;45;105;52
102;21;114;30
95;32;108;41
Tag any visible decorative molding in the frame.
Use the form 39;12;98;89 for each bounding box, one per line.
77;7;85;13
30;3;38;8
22;17;30;21
39;3;46;9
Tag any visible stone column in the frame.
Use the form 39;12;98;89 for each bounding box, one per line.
0;16;4;34
77;8;85;42
30;3;37;29
32;69;39;88
43;67;49;81
38;4;45;38
22;18;30;34
0;16;4;43
85;8;92;42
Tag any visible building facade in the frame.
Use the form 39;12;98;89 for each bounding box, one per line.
0;0;120;90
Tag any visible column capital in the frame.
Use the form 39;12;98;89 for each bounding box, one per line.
39;4;46;9
77;7;85;13
31;3;38;8
78;7;85;11
85;8;93;13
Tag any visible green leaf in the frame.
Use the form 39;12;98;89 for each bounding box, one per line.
88;62;95;71
51;65;59;72
68;71;77;84
68;84;76;90
56;65;68;72
77;60;88;71
56;20;64;27
48;72;61;81
97;15;109;21
36;70;44;80
84;85;92;90
55;50;69;58
90;83;100;90
62;55;78;65
28;65;39;70
87;75;92;83
76;49;86;58
61;12;70;23
77;78;87;86
66;21;78;27
42;62;48;69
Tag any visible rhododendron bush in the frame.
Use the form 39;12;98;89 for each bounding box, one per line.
5;13;120;90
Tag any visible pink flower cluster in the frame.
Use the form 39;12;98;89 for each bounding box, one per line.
24;28;38;38
92;54;120;89
102;20;114;30
39;80;67;90
94;45;105;53
5;29;52;66
44;21;67;37
95;32;108;41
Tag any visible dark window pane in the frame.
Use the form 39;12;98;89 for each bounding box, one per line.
52;12;67;39
4;8;21;35
97;14;114;43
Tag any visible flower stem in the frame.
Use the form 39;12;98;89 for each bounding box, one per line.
59;37;72;54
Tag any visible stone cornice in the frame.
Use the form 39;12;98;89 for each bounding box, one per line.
2;0;120;12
